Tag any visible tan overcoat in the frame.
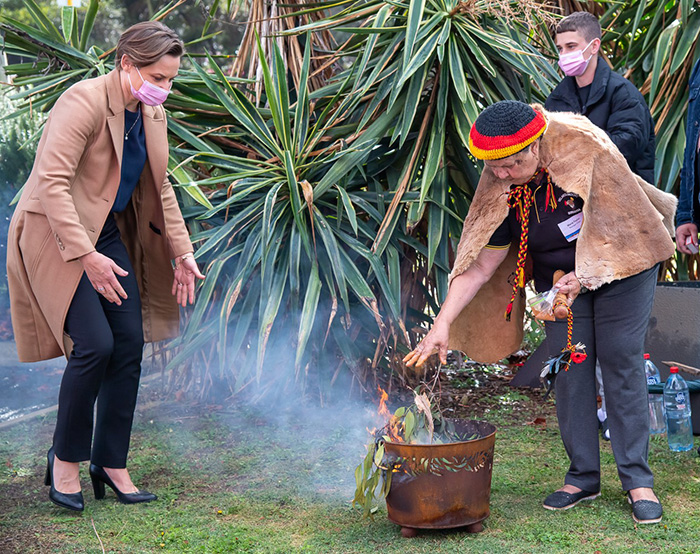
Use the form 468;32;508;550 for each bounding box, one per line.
447;107;677;363
7;69;193;362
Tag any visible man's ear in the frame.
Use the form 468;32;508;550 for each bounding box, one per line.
590;38;601;56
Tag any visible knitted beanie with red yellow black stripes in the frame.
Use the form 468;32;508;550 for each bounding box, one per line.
468;100;547;160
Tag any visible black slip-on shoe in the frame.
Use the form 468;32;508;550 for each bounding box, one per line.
543;489;601;511
627;493;663;524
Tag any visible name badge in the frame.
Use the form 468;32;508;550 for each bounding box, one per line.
558;212;583;242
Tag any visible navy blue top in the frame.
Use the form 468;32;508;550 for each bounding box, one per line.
487;179;584;292
678;59;700;227
111;108;147;213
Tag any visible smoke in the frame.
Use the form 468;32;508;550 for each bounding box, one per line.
192;315;385;500
205;292;397;494
0;354;64;426
217;398;378;499
148;298;391;501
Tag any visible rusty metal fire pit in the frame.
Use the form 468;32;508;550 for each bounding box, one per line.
383;419;496;537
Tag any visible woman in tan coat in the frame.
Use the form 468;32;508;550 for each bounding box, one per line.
6;22;204;511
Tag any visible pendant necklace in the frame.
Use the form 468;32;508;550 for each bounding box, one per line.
125;110;141;141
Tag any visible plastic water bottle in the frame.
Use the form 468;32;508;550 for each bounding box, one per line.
644;354;666;435
663;366;694;452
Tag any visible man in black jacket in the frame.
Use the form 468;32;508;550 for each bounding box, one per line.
545;11;656;443
545;11;655;184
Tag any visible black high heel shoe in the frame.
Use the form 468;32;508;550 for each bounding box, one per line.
45;447;84;512
89;464;157;504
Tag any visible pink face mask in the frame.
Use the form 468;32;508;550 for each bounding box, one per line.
128;67;170;106
558;39;596;77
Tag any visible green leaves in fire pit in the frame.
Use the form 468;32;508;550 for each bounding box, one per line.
352;390;476;517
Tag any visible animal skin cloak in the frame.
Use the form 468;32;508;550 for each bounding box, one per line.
448;106;677;363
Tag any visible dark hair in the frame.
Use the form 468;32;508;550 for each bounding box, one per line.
115;21;184;70
556;11;601;42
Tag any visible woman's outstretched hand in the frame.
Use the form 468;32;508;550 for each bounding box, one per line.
402;247;509;369
80;251;129;305
403;319;450;369
172;254;205;307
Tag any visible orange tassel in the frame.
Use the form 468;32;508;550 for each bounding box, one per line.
544;171;557;212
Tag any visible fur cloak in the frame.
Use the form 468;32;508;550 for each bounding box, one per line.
448;106;677;363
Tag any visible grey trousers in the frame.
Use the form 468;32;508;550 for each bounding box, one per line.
544;266;657;492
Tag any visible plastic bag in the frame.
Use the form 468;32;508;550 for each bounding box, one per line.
528;287;560;321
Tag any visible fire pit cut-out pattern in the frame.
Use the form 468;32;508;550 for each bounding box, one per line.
390;450;492;477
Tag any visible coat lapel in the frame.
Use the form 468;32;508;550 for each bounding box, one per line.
142;104;168;193
105;69;125;166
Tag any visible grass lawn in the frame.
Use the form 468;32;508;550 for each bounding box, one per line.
1;380;699;553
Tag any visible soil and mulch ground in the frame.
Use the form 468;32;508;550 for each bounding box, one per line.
385;356;555;425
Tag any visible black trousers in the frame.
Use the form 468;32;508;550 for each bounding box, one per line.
545;266;657;492
53;215;144;468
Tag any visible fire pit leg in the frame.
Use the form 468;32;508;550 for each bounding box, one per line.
465;521;484;533
400;526;418;538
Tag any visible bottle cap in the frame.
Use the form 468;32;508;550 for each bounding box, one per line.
644;353;650;360
670;366;679;374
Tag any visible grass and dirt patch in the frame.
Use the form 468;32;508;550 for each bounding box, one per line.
1;364;699;553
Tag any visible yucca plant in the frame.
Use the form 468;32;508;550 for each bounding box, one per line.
227;0;338;102
0;0;107;116
162;0;567;400
166;40;419;399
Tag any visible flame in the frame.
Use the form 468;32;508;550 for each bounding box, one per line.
373;386;404;443
377;386;390;419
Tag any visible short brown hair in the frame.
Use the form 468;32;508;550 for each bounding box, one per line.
556;11;601;42
115;21;184;70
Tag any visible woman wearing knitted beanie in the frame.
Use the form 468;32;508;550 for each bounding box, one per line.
404;100;676;525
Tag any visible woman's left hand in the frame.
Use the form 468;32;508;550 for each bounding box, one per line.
554;271;581;306
172;254;205;307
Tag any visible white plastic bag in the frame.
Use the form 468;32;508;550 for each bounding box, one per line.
528;286;561;321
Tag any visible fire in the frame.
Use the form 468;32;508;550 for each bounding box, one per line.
374;386;404;443
377;386;390;419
